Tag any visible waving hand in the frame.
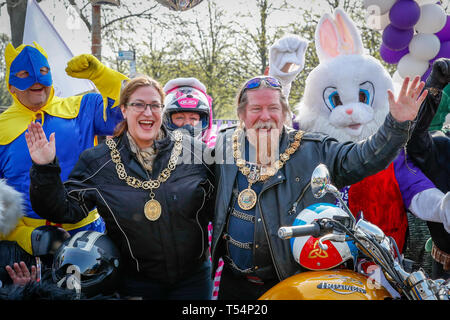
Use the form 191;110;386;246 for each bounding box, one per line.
25;122;56;165
387;76;428;123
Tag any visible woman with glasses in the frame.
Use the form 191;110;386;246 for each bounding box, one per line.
25;75;215;300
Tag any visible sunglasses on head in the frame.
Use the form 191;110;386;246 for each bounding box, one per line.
238;76;282;103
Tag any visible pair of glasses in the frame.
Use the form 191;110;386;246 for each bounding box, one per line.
238;76;282;103
127;102;163;113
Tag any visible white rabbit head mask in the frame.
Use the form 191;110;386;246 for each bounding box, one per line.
297;8;393;143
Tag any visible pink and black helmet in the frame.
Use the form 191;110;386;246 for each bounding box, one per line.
163;78;212;131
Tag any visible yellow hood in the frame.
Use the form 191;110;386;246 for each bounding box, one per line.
0;42;81;145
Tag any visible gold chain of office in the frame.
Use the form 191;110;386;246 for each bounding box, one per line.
232;127;304;210
105;130;183;221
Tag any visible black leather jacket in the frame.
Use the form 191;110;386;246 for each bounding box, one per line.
407;90;450;254
29;128;215;284
211;113;413;281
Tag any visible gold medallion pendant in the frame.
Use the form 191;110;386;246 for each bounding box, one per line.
238;188;257;211
106;130;184;223
144;199;162;221
232;127;304;212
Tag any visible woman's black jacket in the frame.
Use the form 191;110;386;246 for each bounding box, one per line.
29;129;215;284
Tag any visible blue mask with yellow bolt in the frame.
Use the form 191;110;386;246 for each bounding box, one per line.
8;45;52;91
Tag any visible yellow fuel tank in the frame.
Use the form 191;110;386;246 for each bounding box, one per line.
259;269;391;300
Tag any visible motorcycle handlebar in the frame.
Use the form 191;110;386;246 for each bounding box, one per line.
278;223;321;240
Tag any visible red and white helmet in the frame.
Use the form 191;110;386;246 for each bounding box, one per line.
290;203;358;271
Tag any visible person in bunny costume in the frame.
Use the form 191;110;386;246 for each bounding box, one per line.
290;8;449;254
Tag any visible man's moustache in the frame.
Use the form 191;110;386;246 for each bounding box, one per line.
252;121;277;129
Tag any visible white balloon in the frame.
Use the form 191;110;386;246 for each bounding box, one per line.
366;11;390;30
415;4;447;34
397;54;429;79
392;71;405;95
363;0;396;15
415;0;437;5
409;34;441;61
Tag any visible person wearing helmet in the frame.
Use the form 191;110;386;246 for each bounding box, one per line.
163;77;215;147
163;78;220;299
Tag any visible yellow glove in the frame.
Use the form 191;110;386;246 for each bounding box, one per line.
65;53;105;80
65;54;129;116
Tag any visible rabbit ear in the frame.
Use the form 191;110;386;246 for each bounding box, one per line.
315;13;340;62
333;8;364;55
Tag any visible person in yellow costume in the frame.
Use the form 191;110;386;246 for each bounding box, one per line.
0;42;128;256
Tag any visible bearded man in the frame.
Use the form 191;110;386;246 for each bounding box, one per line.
211;75;426;300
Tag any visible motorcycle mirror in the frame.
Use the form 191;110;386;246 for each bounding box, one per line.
311;164;331;199
311;164;357;228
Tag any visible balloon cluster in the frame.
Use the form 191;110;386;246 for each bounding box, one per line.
364;0;450;81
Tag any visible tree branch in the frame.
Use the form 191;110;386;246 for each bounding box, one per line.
67;0;91;32
101;6;157;30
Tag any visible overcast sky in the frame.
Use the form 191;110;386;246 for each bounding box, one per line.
0;0;331;57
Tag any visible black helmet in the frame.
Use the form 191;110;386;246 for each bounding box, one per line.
52;231;120;298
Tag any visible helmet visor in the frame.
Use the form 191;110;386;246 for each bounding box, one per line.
52;247;105;281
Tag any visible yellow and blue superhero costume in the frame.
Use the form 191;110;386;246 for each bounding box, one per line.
0;42;128;255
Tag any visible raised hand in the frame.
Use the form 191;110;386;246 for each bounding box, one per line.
5;262;37;286
65;53;104;80
25;122;56;165
387;76;428;123
426;58;450;90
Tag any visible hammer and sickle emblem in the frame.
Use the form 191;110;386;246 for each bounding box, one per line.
308;240;329;259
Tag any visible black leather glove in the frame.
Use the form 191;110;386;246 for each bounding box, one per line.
425;58;450;90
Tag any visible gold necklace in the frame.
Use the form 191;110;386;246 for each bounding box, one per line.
232;127;304;210
106;130;183;221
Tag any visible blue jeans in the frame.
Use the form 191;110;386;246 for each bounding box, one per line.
120;260;212;300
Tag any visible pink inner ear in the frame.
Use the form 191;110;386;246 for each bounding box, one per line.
335;13;355;54
320;19;340;59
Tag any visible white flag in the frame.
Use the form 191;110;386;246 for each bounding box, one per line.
23;0;95;97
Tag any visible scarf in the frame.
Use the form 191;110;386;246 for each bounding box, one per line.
126;130;165;172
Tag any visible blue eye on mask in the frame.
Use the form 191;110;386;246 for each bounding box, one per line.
9;46;52;91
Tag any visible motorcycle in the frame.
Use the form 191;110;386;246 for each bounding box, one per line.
259;164;450;300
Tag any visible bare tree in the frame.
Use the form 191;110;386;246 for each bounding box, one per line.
164;1;240;118
64;0;158;33
234;0;289;75
6;0;43;46
0;32;13;108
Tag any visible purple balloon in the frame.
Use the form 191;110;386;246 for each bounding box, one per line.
435;16;450;42
380;44;409;64
382;25;414;51
430;41;450;63
389;0;420;30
